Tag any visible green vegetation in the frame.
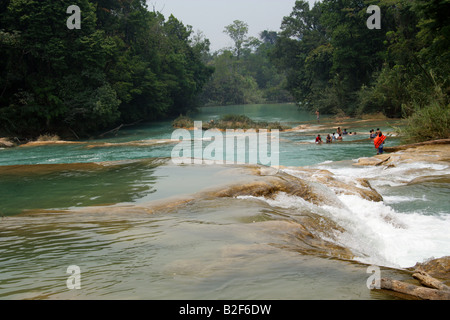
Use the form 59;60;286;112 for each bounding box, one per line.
172;114;289;131
1;0;448;143
271;0;449;141
172;115;195;129
396;102;450;143
199;21;293;106
0;0;213;138
36;133;61;142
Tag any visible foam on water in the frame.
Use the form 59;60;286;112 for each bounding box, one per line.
318;161;449;267
237;192;317;213
319;161;450;188
250;159;450;269
239;188;450;269
383;195;429;204
324;194;450;268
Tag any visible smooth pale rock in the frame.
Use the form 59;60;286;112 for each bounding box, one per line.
0;137;16;148
384;138;450;153
412;256;450;282
354;143;450;166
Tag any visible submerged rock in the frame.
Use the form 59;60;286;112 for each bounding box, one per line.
407;175;450;185
282;167;384;202
208;173;322;204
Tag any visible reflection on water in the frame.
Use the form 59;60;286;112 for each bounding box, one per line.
0;160;162;216
0;160;265;217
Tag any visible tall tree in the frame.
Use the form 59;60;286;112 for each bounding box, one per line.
223;20;249;60
200;27;292;106
271;0;330;110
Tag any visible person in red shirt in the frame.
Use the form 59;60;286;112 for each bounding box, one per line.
315;134;322;144
374;132;386;154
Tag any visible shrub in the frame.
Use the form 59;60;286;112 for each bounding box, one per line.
36;134;61;141
172;114;289;131
397;102;450;143
173;115;194;128
220;114;253;123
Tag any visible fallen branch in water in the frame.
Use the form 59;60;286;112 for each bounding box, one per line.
99;124;123;138
380;277;450;300
373;256;450;300
98;120;142;138
69;127;80;140
412;271;450;292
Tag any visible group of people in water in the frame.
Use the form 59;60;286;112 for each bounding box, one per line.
315;127;357;144
315;126;386;154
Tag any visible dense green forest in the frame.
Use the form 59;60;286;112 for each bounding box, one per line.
0;0;448;141
270;0;449;124
199;22;293;106
0;0;213;138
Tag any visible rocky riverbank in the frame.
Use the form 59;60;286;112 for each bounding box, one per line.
377;256;450;300
355;141;450;166
0;137;16;148
350;140;450;299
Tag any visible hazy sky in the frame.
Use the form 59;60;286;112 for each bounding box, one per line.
147;0;318;52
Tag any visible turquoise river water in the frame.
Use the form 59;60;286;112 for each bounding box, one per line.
0;103;449;300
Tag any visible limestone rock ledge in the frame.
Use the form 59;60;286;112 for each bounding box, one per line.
412;256;450;282
376;256;450;300
0;137;16;148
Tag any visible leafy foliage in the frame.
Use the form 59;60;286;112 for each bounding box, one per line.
272;0;449;120
200;22;293;106
0;0;213;138
397;102;450;143
172;114;289;131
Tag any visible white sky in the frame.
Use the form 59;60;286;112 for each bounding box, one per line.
147;0;318;52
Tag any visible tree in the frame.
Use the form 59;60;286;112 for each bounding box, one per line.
270;0;449;132
260;30;278;45
223;20;249;60
199;27;292;106
0;0;214;138
271;0;330;110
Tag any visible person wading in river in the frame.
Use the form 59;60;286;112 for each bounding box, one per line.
374;131;386;155
315;134;323;144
